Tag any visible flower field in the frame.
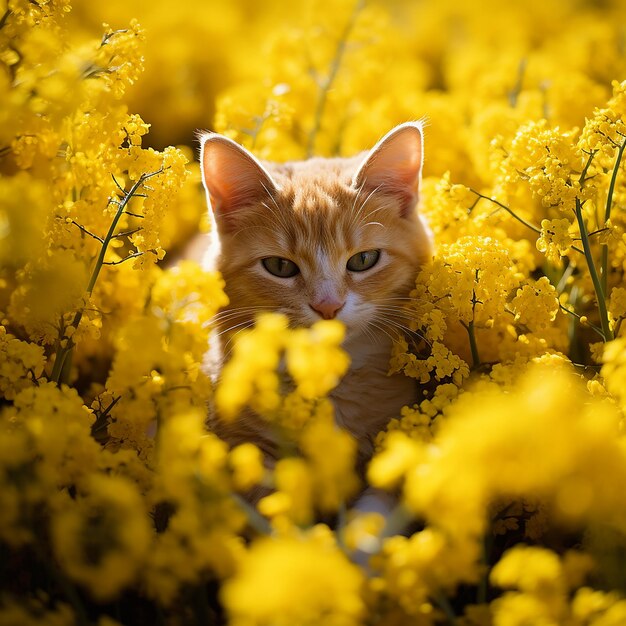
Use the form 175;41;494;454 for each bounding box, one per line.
3;0;626;624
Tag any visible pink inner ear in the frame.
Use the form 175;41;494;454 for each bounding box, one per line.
352;122;423;217
200;133;278;222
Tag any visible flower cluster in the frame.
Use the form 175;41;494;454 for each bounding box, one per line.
3;1;626;626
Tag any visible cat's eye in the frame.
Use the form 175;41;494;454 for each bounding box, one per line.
262;256;300;278
346;249;380;272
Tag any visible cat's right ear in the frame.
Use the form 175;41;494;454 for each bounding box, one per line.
199;132;278;231
351;121;424;218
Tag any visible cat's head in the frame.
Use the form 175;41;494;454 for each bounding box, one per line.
199;122;433;342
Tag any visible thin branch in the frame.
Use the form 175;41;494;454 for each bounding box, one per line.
468;188;542;235
112;227;142;239
69;220;104;243
100;27;131;47
556;262;575;294
81;65;112;80
0;8;11;30
585;227;610;238
468;188;584;254
92;395;121;434
578;149;597;188
111;173;126;194
103;252;144;266
507;58;527;107
306;0;364;157
558;303;605;339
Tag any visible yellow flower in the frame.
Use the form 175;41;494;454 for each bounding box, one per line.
259;457;314;526
221;532;365;626
369;430;424;490
491;546;564;594
215;313;286;420
300;413;359;512
490;548;600;626
286;319;350;399
373;528;480;616
0;597;75;626
5;382;99;489
229;442;266;492
510;277;560;333
536;218;574;263
0;326;45;400
5;0;626;623
216;314;349;423
602;338;626;413
51;474;151;601
609;287;626;327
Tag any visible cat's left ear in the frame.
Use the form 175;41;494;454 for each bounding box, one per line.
199;132;279;232
352;121;423;218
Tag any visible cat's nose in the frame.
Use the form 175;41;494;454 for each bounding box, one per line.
309;298;344;320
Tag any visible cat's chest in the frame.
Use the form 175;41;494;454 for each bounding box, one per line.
330;334;417;457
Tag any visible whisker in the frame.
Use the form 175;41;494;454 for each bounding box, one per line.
374;314;430;346
260;182;293;234
211;306;275;319
356;319;380;346
373;306;423;321
214;318;256;339
349;180;366;214
373;304;422;316
219;321;256;360
359;202;395;225
350;183;384;230
366;319;398;344
259;200;291;235
372;296;423;302
230;224;284;241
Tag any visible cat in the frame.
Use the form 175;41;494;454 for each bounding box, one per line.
198;121;433;471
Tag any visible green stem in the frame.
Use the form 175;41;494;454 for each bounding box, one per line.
306;0;364;158
33;542;90;626
380;503;414;539
600;138;626;295
477;533;492;604
464;320;481;369
230;493;272;535
462;280;481;370
50;340;65;383
433;592;457;625
575;198;613;342
51;169;162;385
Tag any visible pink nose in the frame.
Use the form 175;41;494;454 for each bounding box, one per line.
309;299;344;320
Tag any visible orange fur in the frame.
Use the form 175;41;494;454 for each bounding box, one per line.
199;123;433;465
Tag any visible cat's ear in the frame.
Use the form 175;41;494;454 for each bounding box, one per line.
199;132;278;230
352;121;424;218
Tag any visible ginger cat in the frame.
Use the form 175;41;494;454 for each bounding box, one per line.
199;122;433;467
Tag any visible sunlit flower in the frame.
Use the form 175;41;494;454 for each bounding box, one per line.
221;532;365;626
